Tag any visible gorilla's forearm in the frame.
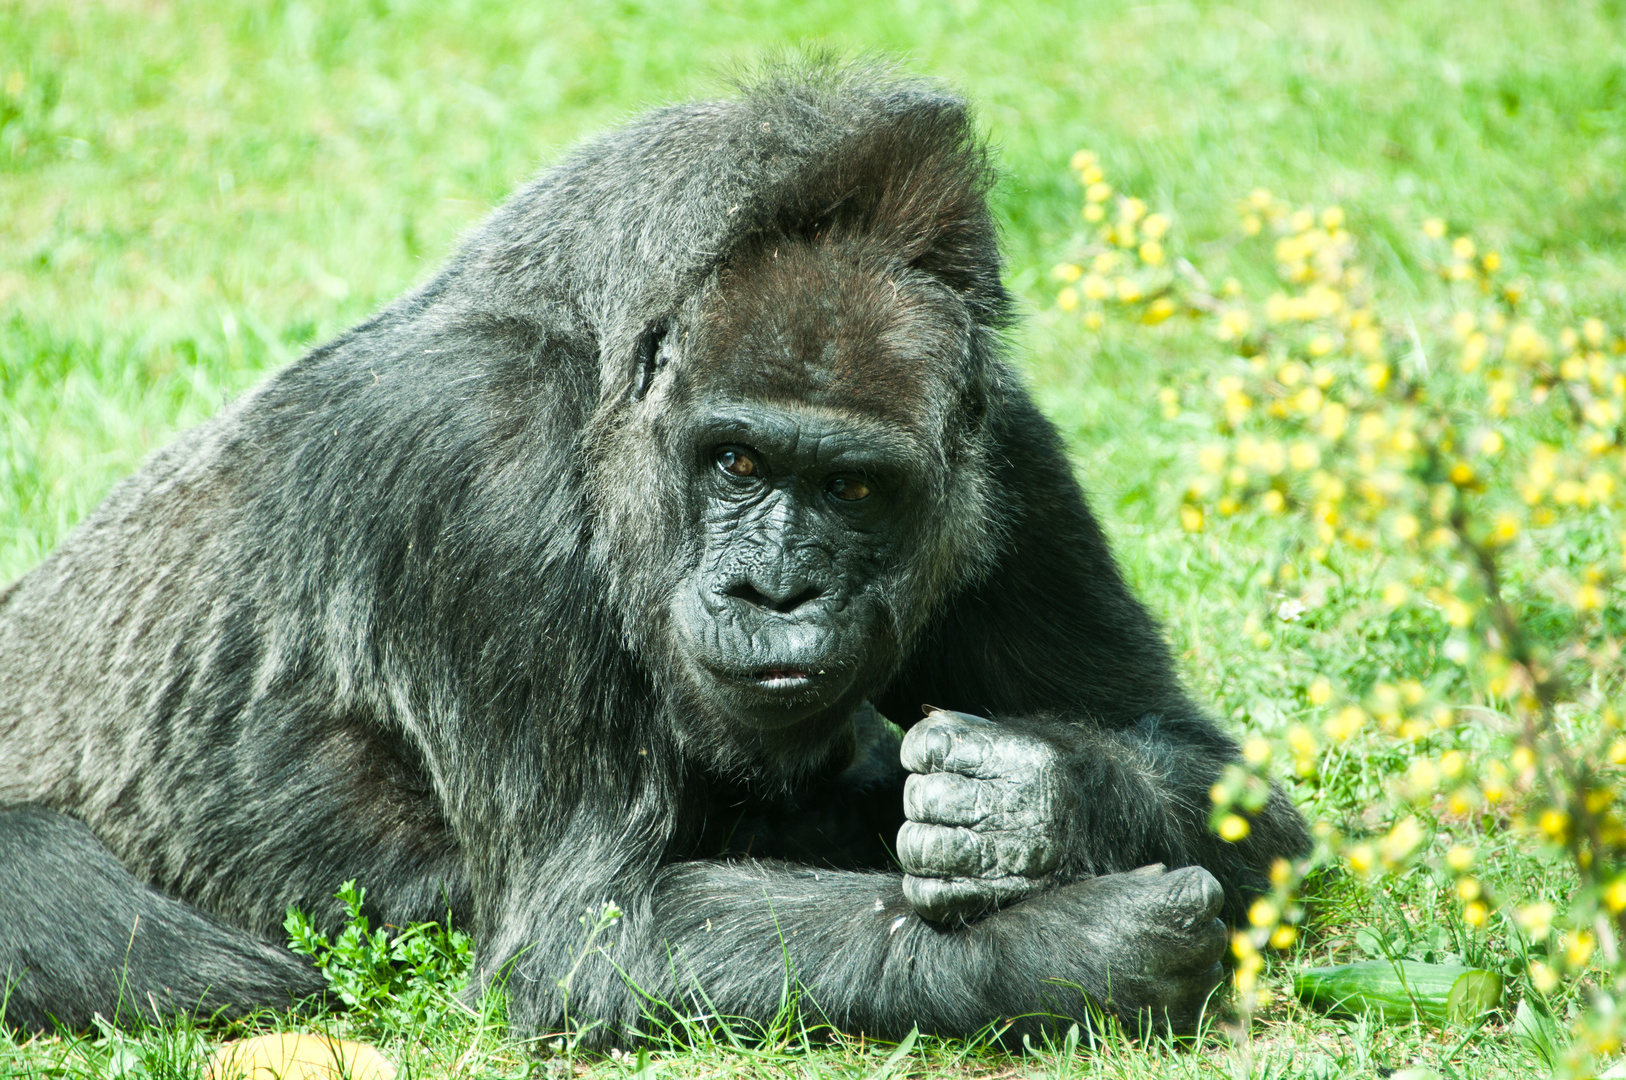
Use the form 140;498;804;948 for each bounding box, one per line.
599;860;1225;1042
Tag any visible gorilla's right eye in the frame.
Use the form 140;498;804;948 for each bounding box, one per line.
715;447;758;478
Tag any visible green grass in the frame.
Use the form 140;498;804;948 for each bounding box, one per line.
5;0;1626;1076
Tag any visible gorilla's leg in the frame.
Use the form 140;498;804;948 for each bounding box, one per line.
0;806;325;1032
897;711;1311;925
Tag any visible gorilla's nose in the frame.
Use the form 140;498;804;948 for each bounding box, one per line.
724;574;825;615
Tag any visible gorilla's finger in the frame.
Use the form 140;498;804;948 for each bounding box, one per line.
902;872;1046;923
897;820;996;877
899;711;1000;777
902;770;992;827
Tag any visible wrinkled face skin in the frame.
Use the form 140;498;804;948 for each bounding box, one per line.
637;237;987;758
667;400;913;730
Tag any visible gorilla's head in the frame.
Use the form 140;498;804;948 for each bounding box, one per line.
587;233;1004;773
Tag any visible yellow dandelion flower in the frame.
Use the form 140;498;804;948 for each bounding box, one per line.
1452;236;1476;261
1261;490;1286;514
1324;706;1365;742
1270;924;1298;950
1464;900;1488;927
1056;287;1079;312
1381;816;1423;864
1364;362;1391;391
1480;429;1504;456
1114;277;1143;303
1382;581;1409;608
1393;514;1420;542
1518;901;1556;939
1566;931;1595;969
1051;263;1083;283
1081;274;1112;301
1423;217;1447;239
1143;296;1176;325
1086;181;1113;203
1321;206;1345;230
1576;584;1604;611
1481;251;1502;272
1346;843;1375;875
1250;188;1274;210
1069;150;1097;172
1457;877;1481;901
1180;504;1204;533
1243;737;1271;765
1307;677;1333;707
1083;311;1103;330
1447;845;1474;872
1583;317;1607;347
1141;212;1170;239
1539;808;1570;839
1248;898;1279;927
1219;814;1251;842
1083;202;1105;222
1138;240;1165;266
1529;960;1559;994
1450;311;1476;338
1606;879;1626;913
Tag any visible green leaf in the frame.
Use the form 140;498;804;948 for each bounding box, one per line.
1445;969;1503;1023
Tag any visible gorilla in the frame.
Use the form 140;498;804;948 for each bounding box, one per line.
0;67;1310;1044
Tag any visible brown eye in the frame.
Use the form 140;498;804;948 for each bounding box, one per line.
716;447;757;478
828;477;871;502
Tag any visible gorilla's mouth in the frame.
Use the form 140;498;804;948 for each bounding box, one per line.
753;667;812;688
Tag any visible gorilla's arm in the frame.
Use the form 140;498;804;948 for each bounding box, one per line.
876;394;1312;924
628;860;1225;1041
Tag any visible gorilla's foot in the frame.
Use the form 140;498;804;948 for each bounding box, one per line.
1001;863;1227;1036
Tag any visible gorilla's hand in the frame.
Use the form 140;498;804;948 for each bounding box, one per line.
897;709;1069;923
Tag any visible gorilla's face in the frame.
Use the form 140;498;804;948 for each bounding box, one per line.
667;400;916;730
594;236;996;757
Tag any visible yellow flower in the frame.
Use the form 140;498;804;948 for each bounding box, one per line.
1086;181;1113;203
1321;206;1345;230
1307;333;1335;358
1141;212;1170;239
1423;217;1447;239
1440;750;1465;779
1464;900;1488;927
1517;901;1555;940
1583;317;1606;347
1243;736;1272;765
1381;816;1423;864
1114;277;1143;303
1565;931;1595;969
1180;504;1204;533
1069;149;1097;172
1481;251;1502;272
1138;240;1165;266
1055;287;1079;312
1346;843;1375;875
1529;960;1559;994
1219;814;1251;842
1083;203;1105;223
1576;584;1603;611
1457;877;1481;901
1480;429;1504;455
1051;262;1083;282
1270;924;1298;949
1248;898;1279;927
1382;581;1409;608
1143;296;1176;324
1260;490;1286;514
1393;514;1420;542
1605;878;1626;914
1198;444;1228;473
1452;236;1476;260
1364;362;1390;391
1539;808;1569;839
1082;311;1103;330
1307;677;1333;706
1446;844;1474;872
1081;273;1112;301
1325;706;1365;742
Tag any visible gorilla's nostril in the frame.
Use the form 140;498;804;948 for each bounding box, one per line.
725;581;823;614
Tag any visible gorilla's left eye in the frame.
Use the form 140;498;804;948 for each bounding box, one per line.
827;477;871;502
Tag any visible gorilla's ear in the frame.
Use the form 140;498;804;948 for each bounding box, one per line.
631;318;673;402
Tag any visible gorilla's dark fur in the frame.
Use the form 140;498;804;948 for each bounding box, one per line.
0;67;1310;1043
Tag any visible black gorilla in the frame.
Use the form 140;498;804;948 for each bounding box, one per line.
0;68;1309;1043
